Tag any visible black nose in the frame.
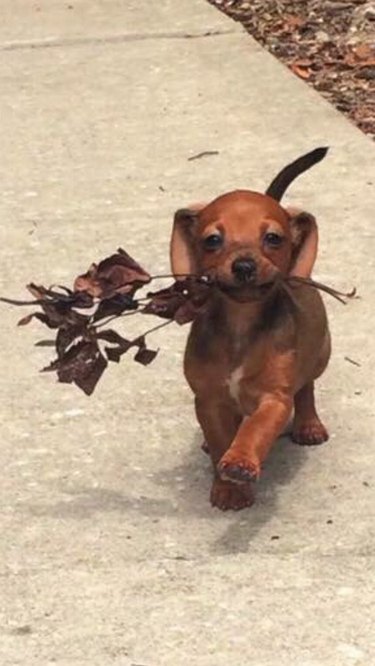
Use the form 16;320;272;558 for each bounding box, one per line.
231;257;257;283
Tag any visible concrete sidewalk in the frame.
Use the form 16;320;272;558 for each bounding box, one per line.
0;1;374;665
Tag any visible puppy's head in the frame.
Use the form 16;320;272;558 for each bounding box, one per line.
170;192;317;301
170;147;327;302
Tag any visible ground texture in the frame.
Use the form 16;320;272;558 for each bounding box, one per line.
209;0;375;138
0;2;374;665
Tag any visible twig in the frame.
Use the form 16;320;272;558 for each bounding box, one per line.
94;308;141;329
344;356;361;367
286;276;357;304
187;150;219;161
141;319;174;338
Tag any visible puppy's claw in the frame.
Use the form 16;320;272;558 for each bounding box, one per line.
217;457;259;485
210;478;254;511
292;420;329;446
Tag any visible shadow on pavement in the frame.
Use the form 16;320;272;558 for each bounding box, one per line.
211;435;309;555
23;429;309;556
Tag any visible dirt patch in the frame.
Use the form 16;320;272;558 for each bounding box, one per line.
208;0;375;139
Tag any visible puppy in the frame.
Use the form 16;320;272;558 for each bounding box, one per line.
170;148;331;511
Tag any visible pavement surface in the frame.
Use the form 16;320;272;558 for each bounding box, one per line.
0;2;374;665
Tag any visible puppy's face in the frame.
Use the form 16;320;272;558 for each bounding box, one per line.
196;191;292;299
172;191;299;302
171;190;318;300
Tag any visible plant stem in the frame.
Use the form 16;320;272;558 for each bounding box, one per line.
94;307;143;329
142;319;174;338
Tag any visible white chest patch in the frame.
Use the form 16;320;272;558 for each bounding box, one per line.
226;366;244;404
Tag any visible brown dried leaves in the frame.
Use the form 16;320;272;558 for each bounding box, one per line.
1;246;355;396
74;247;151;298
1;249;211;395
209;0;375;139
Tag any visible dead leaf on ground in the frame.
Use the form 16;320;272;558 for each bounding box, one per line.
290;62;312;79
208;0;375;140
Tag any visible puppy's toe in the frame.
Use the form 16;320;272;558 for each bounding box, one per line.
217;453;259;485
210;478;254;511
292;419;329;446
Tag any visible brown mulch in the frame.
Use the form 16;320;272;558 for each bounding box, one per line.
208;0;375;139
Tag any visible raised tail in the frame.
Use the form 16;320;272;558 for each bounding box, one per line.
266;147;329;202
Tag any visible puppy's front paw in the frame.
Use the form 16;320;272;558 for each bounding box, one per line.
292;419;329;446
210;478;254;511
217;451;259;485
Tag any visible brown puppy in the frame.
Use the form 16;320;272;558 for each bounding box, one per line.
170;148;331;511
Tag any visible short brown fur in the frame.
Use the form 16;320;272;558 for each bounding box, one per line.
170;188;330;511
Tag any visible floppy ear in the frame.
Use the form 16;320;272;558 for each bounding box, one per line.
170;204;205;278
287;207;318;278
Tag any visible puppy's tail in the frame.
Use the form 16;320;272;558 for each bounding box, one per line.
265;147;328;202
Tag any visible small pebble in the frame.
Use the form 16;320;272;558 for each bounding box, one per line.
316;30;330;43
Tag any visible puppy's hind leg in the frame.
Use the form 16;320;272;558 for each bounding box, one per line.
292;381;329;445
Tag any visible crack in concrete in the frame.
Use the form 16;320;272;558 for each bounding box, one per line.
0;28;238;52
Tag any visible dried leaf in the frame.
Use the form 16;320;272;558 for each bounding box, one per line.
105;343;133;363
134;346;158;365
72;264;99;295
18;312;56;327
74;249;151;299
283;14;305;30
73;350;107;395
92;293;138;323
143;288;187;320
98;330;134;363
56;325;86;357
3;253;212;393
96;329;131;345
132;336;158;366
344;48;375;68
144;278;211;324
292;59;313;68
20;284;93;330
34;340;55;347
43;340;107;396
290;63;311;79
207;0;374;141
18;313;36;326
351;44;375;63
27;283;47;300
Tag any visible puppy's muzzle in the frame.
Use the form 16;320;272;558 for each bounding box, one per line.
231;256;257;284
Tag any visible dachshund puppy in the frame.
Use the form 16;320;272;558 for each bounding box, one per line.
170;148;330;511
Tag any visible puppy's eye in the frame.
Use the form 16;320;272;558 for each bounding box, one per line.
202;233;223;252
264;232;284;248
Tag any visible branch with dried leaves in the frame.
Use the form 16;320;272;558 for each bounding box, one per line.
0;249;211;395
0;248;356;395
